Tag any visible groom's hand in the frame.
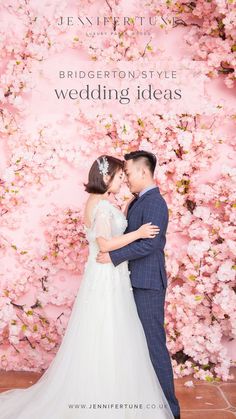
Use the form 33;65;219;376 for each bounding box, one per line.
96;251;111;264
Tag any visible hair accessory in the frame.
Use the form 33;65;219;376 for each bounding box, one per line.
96;156;109;176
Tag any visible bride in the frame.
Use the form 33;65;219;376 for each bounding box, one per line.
0;155;174;418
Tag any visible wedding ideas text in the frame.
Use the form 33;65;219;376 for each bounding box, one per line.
54;84;182;104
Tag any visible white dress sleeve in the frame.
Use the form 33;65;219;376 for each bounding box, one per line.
92;202;113;240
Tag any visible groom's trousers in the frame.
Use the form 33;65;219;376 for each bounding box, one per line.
133;286;180;417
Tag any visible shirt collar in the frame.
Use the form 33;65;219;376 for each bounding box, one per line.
138;184;157;198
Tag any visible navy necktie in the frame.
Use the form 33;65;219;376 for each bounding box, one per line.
128;195;139;211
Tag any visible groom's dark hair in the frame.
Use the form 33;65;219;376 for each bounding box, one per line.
124;150;157;176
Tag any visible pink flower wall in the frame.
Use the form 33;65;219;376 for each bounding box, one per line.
0;0;235;382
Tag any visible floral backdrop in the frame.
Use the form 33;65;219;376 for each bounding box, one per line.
0;0;235;383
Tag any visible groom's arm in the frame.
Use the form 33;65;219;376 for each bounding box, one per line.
109;199;168;267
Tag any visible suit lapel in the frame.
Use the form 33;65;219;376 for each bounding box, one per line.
128;187;160;218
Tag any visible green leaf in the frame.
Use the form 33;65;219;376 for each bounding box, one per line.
195;295;203;301
205;375;214;382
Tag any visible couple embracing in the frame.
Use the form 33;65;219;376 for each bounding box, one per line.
0;150;180;419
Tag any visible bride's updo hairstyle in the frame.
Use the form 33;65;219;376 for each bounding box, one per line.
84;155;124;194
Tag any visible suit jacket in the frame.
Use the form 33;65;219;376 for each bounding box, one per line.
109;187;169;290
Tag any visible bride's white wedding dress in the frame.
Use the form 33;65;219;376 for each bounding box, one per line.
0;199;174;418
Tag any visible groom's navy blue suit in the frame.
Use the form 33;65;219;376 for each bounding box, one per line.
109;186;180;417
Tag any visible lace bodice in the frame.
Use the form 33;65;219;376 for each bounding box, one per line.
84;199;128;256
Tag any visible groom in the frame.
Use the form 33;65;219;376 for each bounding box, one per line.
96;150;181;419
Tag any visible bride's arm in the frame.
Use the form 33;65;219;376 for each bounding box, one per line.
96;224;159;253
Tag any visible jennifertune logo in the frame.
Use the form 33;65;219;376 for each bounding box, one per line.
57;15;186;28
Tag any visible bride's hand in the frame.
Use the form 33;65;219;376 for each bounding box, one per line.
137;223;160;239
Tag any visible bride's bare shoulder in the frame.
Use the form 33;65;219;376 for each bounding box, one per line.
84;197;110;228
84;196;93;210
84;197;97;227
84;197;109;212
